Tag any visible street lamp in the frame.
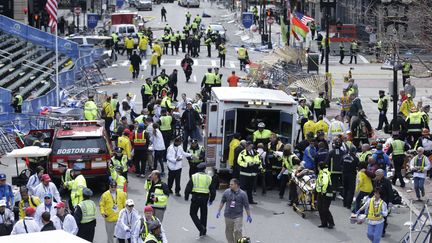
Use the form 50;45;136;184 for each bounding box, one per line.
320;0;336;74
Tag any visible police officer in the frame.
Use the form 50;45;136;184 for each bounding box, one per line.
84;94;98;120
185;11;192;25
375;90;389;131
201;68;215;93
213;67;222;87
145;170;170;222
342;146;358;208
325;138;345;197
252;122;272;145
65;165;87;208
237;141;262;204
277;145;300;204
219;42;226;67
267;133;284;190
386;134;410;187
358;143;372;163
349;40;358;64
339;43;345;64
170;31;179;55
162;32;170;55
184;162;216;237
159;109;173;149
316;162;335;229
111;32;119;53
297;98;312;141
133;123;150;177
180;31;187;53
237;45;248;71
313;92;326;120
187;139;205;178
141;78;153;109
74;188;97;242
406;108;427;147
58;162;73;198
205;35;212;57
111;147;128;179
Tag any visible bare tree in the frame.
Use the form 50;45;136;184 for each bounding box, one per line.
406;0;432;52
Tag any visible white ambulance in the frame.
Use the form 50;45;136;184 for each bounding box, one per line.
205;87;298;173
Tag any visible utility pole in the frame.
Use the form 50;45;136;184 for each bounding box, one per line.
320;0;336;95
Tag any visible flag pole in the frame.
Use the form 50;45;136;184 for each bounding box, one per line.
55;22;59;107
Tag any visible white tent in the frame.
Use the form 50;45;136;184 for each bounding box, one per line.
0;230;90;243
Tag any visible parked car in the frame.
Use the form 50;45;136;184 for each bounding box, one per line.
136;0;152;10
178;0;200;7
208;23;227;40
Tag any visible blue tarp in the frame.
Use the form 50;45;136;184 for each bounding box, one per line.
0;15;79;59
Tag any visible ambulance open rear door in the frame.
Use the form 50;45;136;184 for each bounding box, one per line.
222;109;236;171
279;111;294;145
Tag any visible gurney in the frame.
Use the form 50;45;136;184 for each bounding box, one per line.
291;169;316;218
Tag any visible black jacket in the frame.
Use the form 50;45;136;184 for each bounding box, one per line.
41;221;56;231
372;178;394;204
145;180;170;205
181;108;201;130
168;73;177;89
184;172;217;202
130;54;142;67
342;153;359;175
325;148;346;172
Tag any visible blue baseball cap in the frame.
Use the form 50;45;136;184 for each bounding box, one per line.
44;193;52;199
0;173;6;180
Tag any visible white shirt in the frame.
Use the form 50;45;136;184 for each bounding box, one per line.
410;155;431;178
11;217;40;235
131;216;168;243
151;129;165;151
35;202;57;228
166;144;191;171
0;208;14;224
26;174;41;196
153;105;162;123
360;197;388;225
52;214;78;235
114;208;140;240
176;98;192;115
33;182;61;203
328;119;345;142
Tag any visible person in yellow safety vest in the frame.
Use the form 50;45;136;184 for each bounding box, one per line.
400;94;416;118
84;94;98;120
228;133;241;169
161;33;170;55
205;36;212;58
141;78;154;109
135;109;149;124
252;6;259;25
184;162;216;236
112;147;129;179
253;122;272;146
75;188;97;242
297;98;312;140
102;96;115;135
313;92;326;120
315;115;329;140
187;139;206;178
18;186;41;220
111;92;119;113
237;141;262;204
386;134;410;187
194;14;201;25
159;109;173;149
111;32;119;53
160;95;175;112
144;170;170;222
267;133;284;172
139;35;149;59
340;89;351;122
11;91;23;113
117;131;132;162
65;165;87;207
358;143;372;163
277;145;301;204
109;165;127;193
409;147;431;200
152;41;163;67
346;78;359;98
316;162;335;229
356;189;388;243
58;162;73;199
421;105;430;128
328;115;345;142
349;40;359;64
406;107;427;147
201;67;215;93
402;58;413;86
320;36;331;64
100;180;127;243
170;31;179;55
218;42;226;67
213;67;222;87
144;221;163;243
180;31;187;53
157;69;169;89
373;90;389;131
185;11;192;24
191;21;198;34
303;116;317;139
237;45;248;71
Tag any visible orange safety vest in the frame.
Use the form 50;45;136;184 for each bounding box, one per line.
133;131;147;146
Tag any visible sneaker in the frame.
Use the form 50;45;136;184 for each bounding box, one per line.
249;201;258;205
175;193;181;197
422;190;425;197
140;174;146;178
318;225;327;228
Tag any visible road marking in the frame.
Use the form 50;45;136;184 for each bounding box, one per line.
230;61;236;68
120;60;129;66
193;59;198;66
160;59;165;66
141;74;145;79
211;60;217;67
193;75;197;83
175;59;181;66
359;55;370;64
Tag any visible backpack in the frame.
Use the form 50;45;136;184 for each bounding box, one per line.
392;189;402;205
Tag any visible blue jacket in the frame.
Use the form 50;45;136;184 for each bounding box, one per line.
0;184;14;208
303;146;317;170
372;150;391;176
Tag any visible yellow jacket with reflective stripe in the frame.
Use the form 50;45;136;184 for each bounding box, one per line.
103;101;115;118
316;168;331;194
65;174;87;206
19;196;40;219
192;172;212;194
303;120;316;137
391;139;405;155
228;139;240;167
99;189;126;222
84;100;98;120
79;200;97;223
144;181;168;208
117;135;132;159
252;129;272;142
160;115;172;131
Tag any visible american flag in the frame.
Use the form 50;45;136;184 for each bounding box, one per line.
295;12;314;25
45;0;58;32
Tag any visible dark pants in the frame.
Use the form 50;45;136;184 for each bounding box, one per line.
342;174;355;208
161;130;172;150
13;105;22;113
157;56;161;67
402;75;410;86
127;48;133;58
154;150;165;173
377;110;389;130
339;51;345;64
118;239;131;243
240;175;255;203
189;162;199;178
190;195;209;233
331;173;343;195
168;168;182;193
181;40;186;52
239;58;246;71
171;42;177;55
161;14;166;22
104;117;113;135
77;221;96;242
279;174;290;198
407;132;421;147
354;191;370;213
171;86;178;101
206;45;211;57
151;65;158;76
183;128;198;151
317;193;334;226
132;65;139;79
142;94;152;109
163;44;169;55
220;54;225;67
350;54;357;64
314;109;324;120
184;69;192;82
134;149;147;175
392;155;405;186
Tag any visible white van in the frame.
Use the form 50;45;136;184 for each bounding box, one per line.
205;87;298;173
109;24;138;47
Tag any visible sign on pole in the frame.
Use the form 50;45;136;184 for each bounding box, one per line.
242;12;254;29
87;13;99;29
74;7;81;16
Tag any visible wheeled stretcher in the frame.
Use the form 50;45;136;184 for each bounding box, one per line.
291;170;316;218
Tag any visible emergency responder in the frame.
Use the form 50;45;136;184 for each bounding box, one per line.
205;35;212;57
297;98;312;141
351;111;372;148
252;6;258;25
406;107;427;147
74;188;97;242
58;162;72;198
161;93;175;112
111;32;119;53
142;78;153;109
152;41;163;68
375;40;382;60
187;139;205;178
170;31;179;55
313;92;326;120
320;36;330;64
386;134;410;187
402;58;413;86
159;109;173;150
201;67;215;93
340;89;351;122
316;162;335;229
145;170;170;222
375;90;389;131
237;141;262;204
358;144;372;163
191;20;198;34
65;165;87;208
102;96;115;134
11;91;23;113
112;92;119;113
124;35;135;58
277;145;300;203
109;165;127;192
100;180;127;243
16;186;40;220
84;94;98;120
328;115;345;143
252;122;272;145
134;123;150;177
118;130;132;164
303;115;316;140
184;162;216;237
139;34;149;58
194;14;202;26
266;133;284;190
421;105;430;128
192;34;200;57
315;115;329;140
219;42;226;67
157;70;169;93
186;11;192;25
112;147;129;180
342;146;358;208
144;221;163;243
214;67;222;87
237;45;248;71
400;94;416;118
349;40;358;64
339;43;345;64
162;32;170;55
180;31;187;53
325;138;345;197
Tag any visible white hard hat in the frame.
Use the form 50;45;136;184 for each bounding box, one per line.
257;122;265;128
